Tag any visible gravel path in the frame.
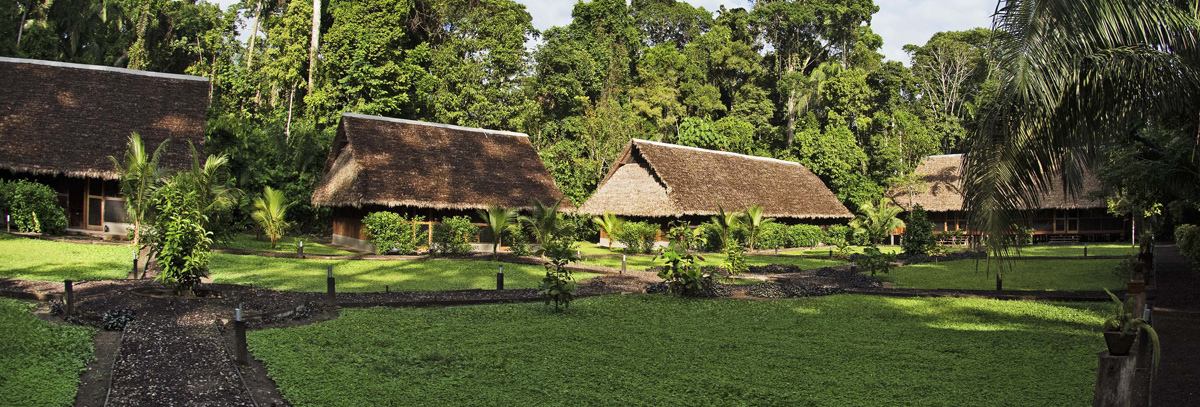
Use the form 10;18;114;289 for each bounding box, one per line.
1149;244;1200;406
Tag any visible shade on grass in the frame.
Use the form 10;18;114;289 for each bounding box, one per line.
1012;244;1135;258
0;234;131;281
209;254;599;292
214;234;357;256
0;299;95;407
581;252;845;271
248;295;1106;406
881;258;1127;291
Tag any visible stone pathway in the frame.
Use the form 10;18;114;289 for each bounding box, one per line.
1150;244;1200;406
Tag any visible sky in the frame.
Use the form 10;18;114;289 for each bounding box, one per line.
215;0;998;65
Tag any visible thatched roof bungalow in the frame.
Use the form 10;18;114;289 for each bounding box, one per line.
311;113;570;251
0;57;209;236
579;140;851;245
886;154;1127;242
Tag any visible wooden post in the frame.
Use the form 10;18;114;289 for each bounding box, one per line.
427;221;433;250
63;280;74;315
234;306;248;365
326;265;336;302
1094;351;1138;407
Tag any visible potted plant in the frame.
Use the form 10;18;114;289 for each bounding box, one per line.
1102;289;1160;367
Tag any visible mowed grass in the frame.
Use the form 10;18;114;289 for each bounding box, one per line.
580;251;845;271
215;234;358;256
0;234;131;281
1013;244;1135;258
881;258;1127;291
0;299;95;407
209;254;599;292
249;295;1107;406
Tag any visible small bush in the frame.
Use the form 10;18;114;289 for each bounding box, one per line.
431;216;477;256
902;205;936;256
757;223;789;252
1176;224;1200;269
724;241;748;276
1014;225;1035;246
697;222;723;252
664;222;697;251
362;212;425;255
787;224;824;248
538;241;579;311
825;225;852;247
655;244;711;297
150;183;211;293
0;180;66;235
859;246;896;276
506;226;532;256
615;221;658;254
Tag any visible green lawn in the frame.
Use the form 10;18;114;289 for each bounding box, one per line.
880;258;1127;291
580;251;845;271
215;234;358;256
249;295;1107;406
1012;244;1135;258
0;234;131;281
209;254;599;292
0;299;96;407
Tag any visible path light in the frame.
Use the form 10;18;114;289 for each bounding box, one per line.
234;304;248;365
497;264;504;290
621;254;626;275
298;240;305;258
5;214;8;233
131;247;138;279
326;265;336;301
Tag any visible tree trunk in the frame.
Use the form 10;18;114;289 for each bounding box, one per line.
309;0;321;91
246;0;262;68
285;81;296;141
785;90;797;146
16;6;27;46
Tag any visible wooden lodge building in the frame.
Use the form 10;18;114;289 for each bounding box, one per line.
886;154;1128;242
0;57;209;237
310;113;571;252
578;139;853;247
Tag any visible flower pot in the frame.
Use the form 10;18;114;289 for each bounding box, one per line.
1104;330;1137;356
1128;280;1145;294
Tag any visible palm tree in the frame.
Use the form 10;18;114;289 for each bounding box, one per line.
180;143;240;225
477;204;517;256
963;0;1200;290
743;205;775;251
848;197;905;246
710;204;743;250
520;198;565;246
251;187;292;249
591;212;624;251
109;133;165;248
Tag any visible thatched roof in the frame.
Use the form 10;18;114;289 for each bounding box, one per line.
0;57;210;180
887;153;1106;212
311;113;570;211
579;140;852;220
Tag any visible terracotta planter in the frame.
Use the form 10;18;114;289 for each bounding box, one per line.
1128;280;1145;294
1104;330;1137;356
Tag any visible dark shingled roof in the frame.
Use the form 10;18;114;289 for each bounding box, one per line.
0;57;210;180
311;113;571;211
886;153;1106;212
579;140;852;220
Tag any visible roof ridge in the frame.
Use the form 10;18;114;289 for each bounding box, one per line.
632;139;802;166
925;153;964;158
342;113;529;138
0;57;209;82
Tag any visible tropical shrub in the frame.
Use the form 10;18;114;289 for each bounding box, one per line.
859;247;895;277
902;205;936;255
538;241;579;311
506;226;532;257
0;180;66;235
787;224;824;248
520;199;566;245
150;183;211;293
615;221;658;254
432;216;477;256
849;197;905;245
591;212;624;250
757;223;789;252
477;205;517;256
655;243;711;297
1014;225;1035;246
251;186;292;249
697;222;723;252
664;221;697;251
362;212;424;255
1175;224;1200;268
743;205;775;251
724;241;748;276
825;225;852;247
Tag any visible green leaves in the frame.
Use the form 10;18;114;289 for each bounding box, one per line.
251;186;293;249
